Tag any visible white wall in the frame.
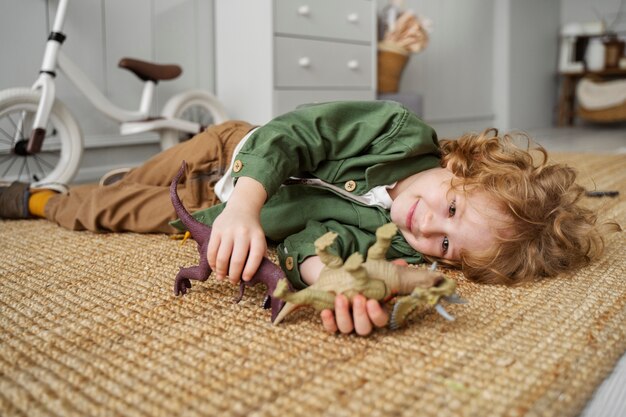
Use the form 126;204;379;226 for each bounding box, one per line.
382;0;561;136
507;0;560;130
561;0;626;31
391;0;497;137
392;0;624;134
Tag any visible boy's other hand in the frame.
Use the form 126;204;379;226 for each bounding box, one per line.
320;294;389;336
206;176;267;285
207;206;266;284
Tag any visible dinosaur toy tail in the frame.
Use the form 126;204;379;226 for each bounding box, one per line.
272;302;299;326
271;279;303;325
170;161;211;243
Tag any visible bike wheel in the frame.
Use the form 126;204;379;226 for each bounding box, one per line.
159;90;229;149
0;88;83;186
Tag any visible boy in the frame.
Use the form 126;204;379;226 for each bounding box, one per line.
0;101;615;335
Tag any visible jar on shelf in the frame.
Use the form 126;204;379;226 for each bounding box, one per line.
585;38;606;71
603;35;625;68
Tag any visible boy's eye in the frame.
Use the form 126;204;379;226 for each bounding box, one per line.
448;200;456;217
442;236;449;254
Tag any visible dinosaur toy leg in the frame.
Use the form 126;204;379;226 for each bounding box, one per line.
272;279;337;324
314;232;343;269
174;253;211;295
367;222;398;260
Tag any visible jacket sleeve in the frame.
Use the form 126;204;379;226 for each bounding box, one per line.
231;100;438;198
276;220;378;289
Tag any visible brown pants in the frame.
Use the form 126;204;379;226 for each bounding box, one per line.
45;121;254;233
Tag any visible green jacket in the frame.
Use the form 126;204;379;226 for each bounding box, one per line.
172;100;441;289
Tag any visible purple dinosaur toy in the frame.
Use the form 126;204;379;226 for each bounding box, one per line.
170;160;292;322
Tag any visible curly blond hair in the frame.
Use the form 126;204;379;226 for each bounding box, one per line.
436;128;620;285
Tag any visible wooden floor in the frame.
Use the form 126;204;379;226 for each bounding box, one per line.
527;123;626;154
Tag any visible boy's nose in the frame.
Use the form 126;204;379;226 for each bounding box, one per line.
419;211;437;237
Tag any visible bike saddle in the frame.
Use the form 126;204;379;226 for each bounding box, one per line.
118;58;182;82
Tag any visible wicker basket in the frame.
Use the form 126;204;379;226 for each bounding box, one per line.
576;76;626;122
578;101;626;122
377;42;410;93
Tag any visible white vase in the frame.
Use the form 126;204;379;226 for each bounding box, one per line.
585;38;606;71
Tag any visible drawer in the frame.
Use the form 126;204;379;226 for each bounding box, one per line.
274;90;375;116
274;37;372;88
274;0;372;43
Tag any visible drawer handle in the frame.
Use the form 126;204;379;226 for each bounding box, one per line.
298;57;311;68
347;13;359;23
297;5;311;16
347;60;359;70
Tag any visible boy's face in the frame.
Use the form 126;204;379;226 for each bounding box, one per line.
390;167;506;261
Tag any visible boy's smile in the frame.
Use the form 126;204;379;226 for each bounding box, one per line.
389;166;508;261
405;199;419;233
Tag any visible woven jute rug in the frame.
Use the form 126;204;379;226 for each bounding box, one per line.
1;153;624;417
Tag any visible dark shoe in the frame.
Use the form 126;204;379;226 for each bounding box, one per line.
0;182;30;219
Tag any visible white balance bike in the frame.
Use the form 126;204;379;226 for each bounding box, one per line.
0;0;228;186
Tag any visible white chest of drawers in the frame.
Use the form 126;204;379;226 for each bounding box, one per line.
215;0;377;125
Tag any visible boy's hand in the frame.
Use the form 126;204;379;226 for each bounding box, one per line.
207;206;266;284
318;260;405;335
206;177;267;285
320;294;389;336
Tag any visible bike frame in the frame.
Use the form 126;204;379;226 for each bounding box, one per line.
58;51;155;121
28;0;198;152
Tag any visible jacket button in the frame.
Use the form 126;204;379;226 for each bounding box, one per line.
285;256;294;270
344;180;357;192
233;160;243;172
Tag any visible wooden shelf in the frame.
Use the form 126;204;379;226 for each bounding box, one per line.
557;67;626;126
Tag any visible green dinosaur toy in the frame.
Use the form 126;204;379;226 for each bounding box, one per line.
272;223;463;329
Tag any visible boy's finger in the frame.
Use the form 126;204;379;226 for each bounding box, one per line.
352;295;373;336
242;238;266;281
206;234;220;271
229;238;250;283
215;238;234;281
334;294;354;334
391;259;409;267
320;309;337;333
366;299;389;328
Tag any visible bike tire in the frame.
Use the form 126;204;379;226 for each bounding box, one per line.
0;88;83;186
159;90;229;149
